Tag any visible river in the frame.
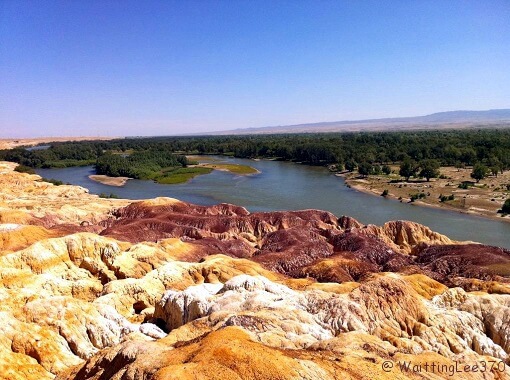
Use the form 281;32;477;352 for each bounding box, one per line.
35;156;510;249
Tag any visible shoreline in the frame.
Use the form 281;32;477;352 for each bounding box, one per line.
338;173;510;224
88;175;131;187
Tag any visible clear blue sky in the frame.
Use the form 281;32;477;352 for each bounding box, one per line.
1;1;509;137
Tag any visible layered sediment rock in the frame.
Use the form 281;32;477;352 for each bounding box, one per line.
1;161;509;380
339;216;454;253
99;197;509;290
0;161;129;228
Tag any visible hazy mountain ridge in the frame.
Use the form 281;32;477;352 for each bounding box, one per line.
207;109;510;135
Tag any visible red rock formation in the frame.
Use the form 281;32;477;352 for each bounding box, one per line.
97;200;508;290
415;243;510;284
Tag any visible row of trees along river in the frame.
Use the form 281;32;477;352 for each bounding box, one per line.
1;129;510;185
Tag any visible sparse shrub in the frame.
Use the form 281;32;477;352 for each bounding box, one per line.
99;193;119;199
458;181;476;189
410;192;426;202
499;198;510;214
14;165;36;174
41;178;63;186
439;194;455;202
381;189;389;197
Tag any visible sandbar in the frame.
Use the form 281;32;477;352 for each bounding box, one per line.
88;175;130;187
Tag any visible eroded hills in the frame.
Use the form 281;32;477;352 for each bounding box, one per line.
0;161;509;380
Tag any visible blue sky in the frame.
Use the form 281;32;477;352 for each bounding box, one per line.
1;1;509;137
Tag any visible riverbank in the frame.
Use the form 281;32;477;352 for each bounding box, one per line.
88;174;130;186
33;159;510;248
339;166;510;223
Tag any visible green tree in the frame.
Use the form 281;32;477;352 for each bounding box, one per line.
358;162;372;177
345;159;357;172
419;159;440;181
454;161;465;171
490;166;500;177
382;165;392;175
334;162;344;171
470;163;489;183
501;198;510;214
399;159;418;181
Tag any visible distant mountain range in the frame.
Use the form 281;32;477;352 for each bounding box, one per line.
206;109;510;135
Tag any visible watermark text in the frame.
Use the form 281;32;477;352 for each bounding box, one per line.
381;360;506;376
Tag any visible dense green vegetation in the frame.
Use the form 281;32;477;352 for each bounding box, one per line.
3;144;99;168
95;150;188;180
1;129;510;183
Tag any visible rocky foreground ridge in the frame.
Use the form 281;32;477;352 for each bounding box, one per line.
0;161;509;380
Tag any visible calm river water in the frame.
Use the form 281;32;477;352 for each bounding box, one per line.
36;156;510;249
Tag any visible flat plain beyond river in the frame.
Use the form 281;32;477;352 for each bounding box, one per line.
341;165;510;222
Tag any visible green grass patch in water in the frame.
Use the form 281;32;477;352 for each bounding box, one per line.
155;167;213;184
204;163;258;175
